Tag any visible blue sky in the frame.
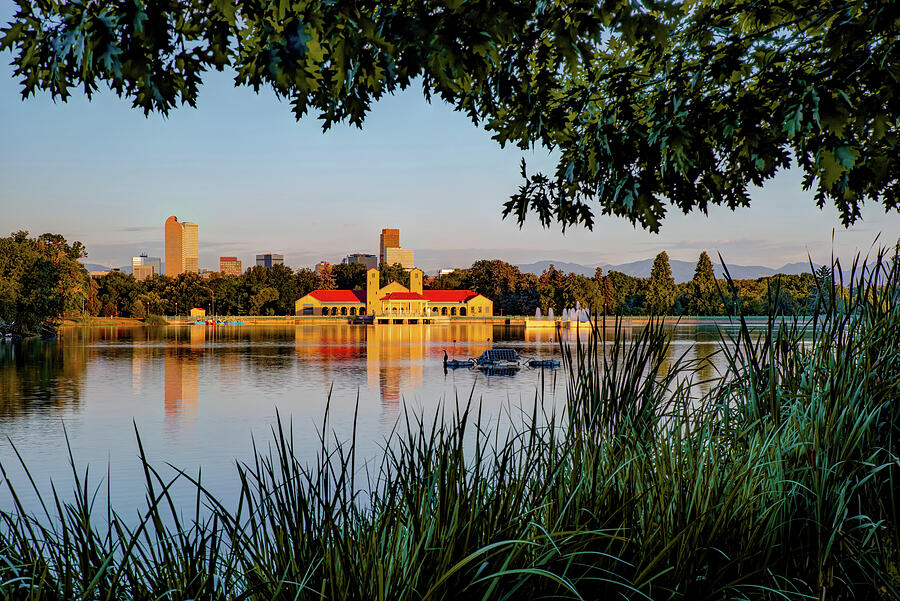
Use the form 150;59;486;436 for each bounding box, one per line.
1;4;897;271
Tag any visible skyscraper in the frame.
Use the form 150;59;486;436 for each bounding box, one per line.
164;216;199;276
379;228;400;264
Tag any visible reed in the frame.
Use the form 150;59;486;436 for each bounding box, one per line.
1;249;898;600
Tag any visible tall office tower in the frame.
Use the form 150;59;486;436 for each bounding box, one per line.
379;228;400;264
220;256;242;276
165;216;183;276
256;253;284;268
164;216;200;276
182;222;199;273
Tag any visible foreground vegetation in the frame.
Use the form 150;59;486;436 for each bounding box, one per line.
1;250;899;600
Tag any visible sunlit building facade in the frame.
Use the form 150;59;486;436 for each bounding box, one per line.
132;254;161;281
164;216;199;276
379;228;399;264
294;267;493;318
219;256;242;276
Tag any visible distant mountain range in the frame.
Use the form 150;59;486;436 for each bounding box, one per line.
516;259;825;284
80;259;828;284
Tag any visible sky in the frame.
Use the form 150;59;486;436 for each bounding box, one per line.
1;6;897;272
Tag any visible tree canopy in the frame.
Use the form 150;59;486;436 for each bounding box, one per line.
3;1;898;231
0;231;90;336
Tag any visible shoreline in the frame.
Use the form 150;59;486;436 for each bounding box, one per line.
57;315;787;328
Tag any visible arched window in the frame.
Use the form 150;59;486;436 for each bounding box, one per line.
450;307;457;316
349;307;356;315
441;307;447;316
341;306;347;316
331;307;339;316
460;307;467;316
322;306;330;316
360;308;366;315
432;307;438;313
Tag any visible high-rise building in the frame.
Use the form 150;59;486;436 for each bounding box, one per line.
343;253;378;270
379;228;400;264
384;247;415;269
256;253;284;268
219;256;242;276
315;261;331;274
182;222;198;273
164;216;199;276
132;254;161;281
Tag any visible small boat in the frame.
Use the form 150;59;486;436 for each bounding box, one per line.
527;359;561;368
443;350;474;368
445;359;475;368
475;348;520;366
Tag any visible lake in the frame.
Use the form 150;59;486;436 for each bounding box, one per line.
1;323;728;513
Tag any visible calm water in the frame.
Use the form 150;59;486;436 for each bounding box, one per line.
0;323;726;512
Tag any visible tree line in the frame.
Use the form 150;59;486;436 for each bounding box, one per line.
95;252;838;319
432;254;834;317
2;231;844;336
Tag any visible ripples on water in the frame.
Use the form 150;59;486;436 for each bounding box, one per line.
0;323;732;511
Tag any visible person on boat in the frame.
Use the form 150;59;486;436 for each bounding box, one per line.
443;349;448;367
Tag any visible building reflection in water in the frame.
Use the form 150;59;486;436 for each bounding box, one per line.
294;323;495;409
163;327;204;428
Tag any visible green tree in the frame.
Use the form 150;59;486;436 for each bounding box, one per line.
593;268;618;315
295;268;324;298
208;275;244;315
130;298;147;319
0;231;89;336
96;272;140;317
605;271;643;315
378;263;409;289
5;1;896;230
137;291;166;316
685;252;722;315
332;262;368;291
249;287;279;315
645;252;676;315
430;269;471;291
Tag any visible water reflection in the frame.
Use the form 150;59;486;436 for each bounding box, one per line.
0;338;86;418
0;323;782;513
0;323;762;426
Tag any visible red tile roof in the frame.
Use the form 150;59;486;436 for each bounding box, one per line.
381;292;426;301
422;290;479;303
308;290;366;303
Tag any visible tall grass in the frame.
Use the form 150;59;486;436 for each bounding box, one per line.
1;250;898;600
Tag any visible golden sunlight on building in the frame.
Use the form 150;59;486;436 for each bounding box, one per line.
164;216;199;276
294;268;493;322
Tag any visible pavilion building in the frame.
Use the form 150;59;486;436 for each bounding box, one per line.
294;268;493;322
